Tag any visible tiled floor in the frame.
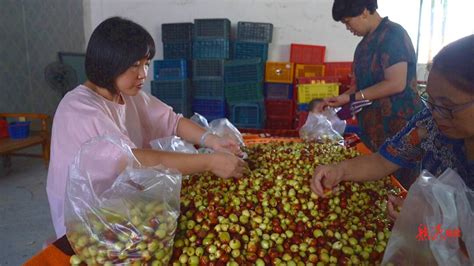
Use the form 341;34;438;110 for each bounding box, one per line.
0;150;55;265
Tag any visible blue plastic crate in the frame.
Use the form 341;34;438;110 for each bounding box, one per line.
151;80;191;101
193;39;230;59
193;78;225;100
153;59;187;80
163;42;193;60
192;99;226;122
162;98;193;117
161;23;193;43
224;58;263;84
297;103;309;111
230;102;265;129
265;83;293;99
192;59;225;79
233;41;269;61
237;22;273;43
194;18;231;40
8;121;31;139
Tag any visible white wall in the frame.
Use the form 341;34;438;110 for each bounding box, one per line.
82;0;421;92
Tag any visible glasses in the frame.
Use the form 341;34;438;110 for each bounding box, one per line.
420;91;474;119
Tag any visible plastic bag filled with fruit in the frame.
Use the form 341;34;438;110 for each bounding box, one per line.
191;113;245;147
65;135;181;265
382;168;474;266
149;136;198;154
299;111;345;145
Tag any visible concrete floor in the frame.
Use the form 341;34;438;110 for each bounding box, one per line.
0;149;55;265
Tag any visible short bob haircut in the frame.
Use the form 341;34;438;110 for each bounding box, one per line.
431;34;474;94
85;17;155;93
332;0;378;22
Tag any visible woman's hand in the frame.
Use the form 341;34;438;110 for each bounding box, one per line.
207;135;242;156
209;152;247;178
310;164;345;197
387;194;404;221
314;94;350;112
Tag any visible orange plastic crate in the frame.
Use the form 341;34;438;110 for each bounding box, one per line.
294;64;325;82
290;44;326;64
265;62;294;84
324;61;352;77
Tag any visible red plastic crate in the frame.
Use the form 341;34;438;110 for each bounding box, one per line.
324;61;352;77
296;111;309;129
0;119;8;138
290;44;326;64
265;99;295;117
266;116;294;130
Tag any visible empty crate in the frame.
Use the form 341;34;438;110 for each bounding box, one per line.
225;83;264;103
161;23;193;43
193;78;225;99
233;41;269;61
294;64;325;81
324;61;353;77
265;83;293;99
230;102;265;129
265;62;294;84
265;99;295;117
193;39;230;59
290;44;326;64
163;42;193;60
151;80;191;101
297;83;339;103
236;21;273;43
224;58;263;84
153;59;187;80
193;60;225;79
192;99;226;121
194;18;231;40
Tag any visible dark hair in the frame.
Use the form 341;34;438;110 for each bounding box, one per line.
432;34;474;93
85;17;155;93
332;0;378;21
308;98;323;112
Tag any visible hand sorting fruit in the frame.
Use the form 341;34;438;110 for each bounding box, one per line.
172;141;397;265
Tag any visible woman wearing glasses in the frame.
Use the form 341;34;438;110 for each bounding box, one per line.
311;34;474;220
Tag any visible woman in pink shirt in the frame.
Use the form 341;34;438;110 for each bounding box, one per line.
46;17;245;238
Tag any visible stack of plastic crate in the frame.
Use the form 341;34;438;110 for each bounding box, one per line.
225;58;265;129
224;22;272;129
151;59;192;117
161;23;193;62
192;19;231;121
263;61;295;129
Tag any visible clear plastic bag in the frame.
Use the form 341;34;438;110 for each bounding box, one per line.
149;136;198;154
299;111;344;144
382;168;473;265
65;136;182;265
191;112;244;147
321;107;346;135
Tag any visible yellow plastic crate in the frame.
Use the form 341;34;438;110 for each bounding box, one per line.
294;64;325;81
297;83;339;103
265;62;294;84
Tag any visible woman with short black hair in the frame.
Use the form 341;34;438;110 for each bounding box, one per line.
46;17;246;238
316;0;423;187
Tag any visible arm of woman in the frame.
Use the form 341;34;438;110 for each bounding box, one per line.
176;118;241;155
324;62;408;107
132;148;245;178
310;152;400;196
352;61;407;101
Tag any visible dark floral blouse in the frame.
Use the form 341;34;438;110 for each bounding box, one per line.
353;17;423;151
379;108;474;189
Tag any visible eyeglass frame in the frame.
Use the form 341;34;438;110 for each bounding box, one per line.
420;91;474;119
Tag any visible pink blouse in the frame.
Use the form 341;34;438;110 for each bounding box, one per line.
46;85;182;238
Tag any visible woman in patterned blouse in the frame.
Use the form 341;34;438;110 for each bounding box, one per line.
311;34;474;220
